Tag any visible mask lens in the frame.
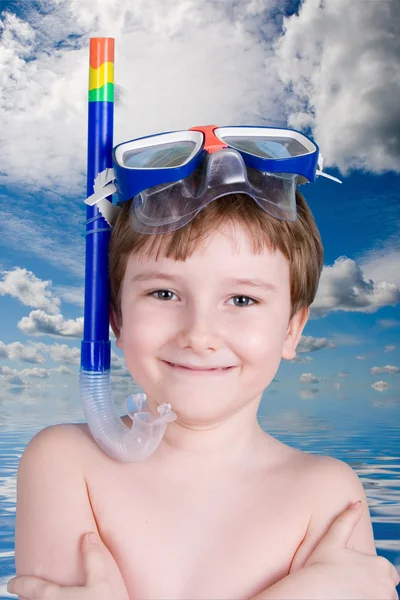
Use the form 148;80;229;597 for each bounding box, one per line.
122;140;197;169
219;135;309;159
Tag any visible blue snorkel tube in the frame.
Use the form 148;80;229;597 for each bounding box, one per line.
80;37;177;463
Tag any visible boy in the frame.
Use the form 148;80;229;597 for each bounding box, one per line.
10;126;383;599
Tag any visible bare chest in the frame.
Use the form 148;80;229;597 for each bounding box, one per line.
85;444;313;600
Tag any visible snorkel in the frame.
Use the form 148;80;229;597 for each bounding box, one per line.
80;37;177;463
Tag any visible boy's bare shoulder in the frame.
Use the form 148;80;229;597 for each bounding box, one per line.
43;416;132;444
23;421;97;459
284;449;371;515
20;419;125;473
289;451;377;570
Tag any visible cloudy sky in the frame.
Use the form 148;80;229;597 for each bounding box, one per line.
0;0;399;409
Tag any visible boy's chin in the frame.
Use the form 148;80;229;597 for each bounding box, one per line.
147;392;252;424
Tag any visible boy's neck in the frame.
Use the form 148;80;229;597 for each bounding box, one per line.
143;393;274;474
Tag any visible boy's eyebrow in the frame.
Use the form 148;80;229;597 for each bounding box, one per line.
130;271;278;292
225;277;278;292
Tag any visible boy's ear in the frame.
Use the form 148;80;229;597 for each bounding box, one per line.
110;308;123;350
281;306;309;361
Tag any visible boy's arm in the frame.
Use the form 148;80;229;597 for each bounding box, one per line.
14;424;129;598
251;457;379;600
289;455;377;573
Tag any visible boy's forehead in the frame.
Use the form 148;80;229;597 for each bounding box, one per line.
131;225;274;262
126;225;289;282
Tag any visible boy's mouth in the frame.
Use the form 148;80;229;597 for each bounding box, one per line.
162;360;235;373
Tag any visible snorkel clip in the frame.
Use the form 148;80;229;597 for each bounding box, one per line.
316;154;342;184
84;168;121;226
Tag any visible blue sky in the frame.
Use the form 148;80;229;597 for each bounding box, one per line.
0;0;399;408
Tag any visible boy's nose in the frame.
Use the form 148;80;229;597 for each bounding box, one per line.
175;308;221;355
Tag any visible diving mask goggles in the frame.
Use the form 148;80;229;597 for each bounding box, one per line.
85;125;341;232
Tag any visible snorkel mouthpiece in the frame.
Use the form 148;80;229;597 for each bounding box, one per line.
80;370;177;463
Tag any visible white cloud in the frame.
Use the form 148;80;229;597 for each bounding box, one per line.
53;285;84;307
337;372;349;378
356;356;365;360
0;358;77;388
371;381;391;392
0;340;45;364
0;366;15;376
297;335;335;353
0;339;81;366
18;310;83;338
19;367;50;379
385;345;396;353
300;372;319;384
0;267;60;314
0;364;50;387
0;0;397;205
359;248;400;289
0;0;287;196
274;0;400;174
311;257;400;316
291;354;313;364
51;365;74;375
370;365;400;375
34;341;81;364
0;365;50;379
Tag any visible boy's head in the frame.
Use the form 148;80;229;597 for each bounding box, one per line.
107;191;323;428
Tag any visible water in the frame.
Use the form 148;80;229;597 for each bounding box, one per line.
0;386;399;598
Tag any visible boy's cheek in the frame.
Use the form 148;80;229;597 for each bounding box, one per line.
120;311;286;358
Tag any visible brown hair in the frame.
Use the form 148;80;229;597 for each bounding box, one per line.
109;191;323;327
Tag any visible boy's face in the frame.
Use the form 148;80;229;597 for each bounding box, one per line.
112;223;308;428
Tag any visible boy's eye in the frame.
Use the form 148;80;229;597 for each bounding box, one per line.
151;290;177;301
149;290;258;307
229;295;257;307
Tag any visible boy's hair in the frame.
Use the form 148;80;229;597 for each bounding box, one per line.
109;191;323;328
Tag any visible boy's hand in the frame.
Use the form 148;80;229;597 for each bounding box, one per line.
7;533;125;600
252;501;400;600
301;501;399;599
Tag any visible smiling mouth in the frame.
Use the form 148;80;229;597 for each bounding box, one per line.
163;361;234;372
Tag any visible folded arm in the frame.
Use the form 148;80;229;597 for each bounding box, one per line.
251;455;378;600
288;455;377;571
14;424;129;599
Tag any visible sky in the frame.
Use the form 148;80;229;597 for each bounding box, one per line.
0;0;399;410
